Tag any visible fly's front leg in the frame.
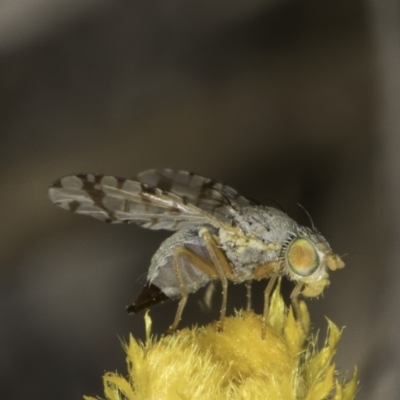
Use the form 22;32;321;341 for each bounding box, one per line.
199;228;234;332
290;281;306;333
261;273;279;339
252;260;281;339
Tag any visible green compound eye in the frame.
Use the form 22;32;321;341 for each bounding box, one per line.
286;238;319;277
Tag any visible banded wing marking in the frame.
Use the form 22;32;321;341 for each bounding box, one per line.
138;169;253;222
48;173;213;230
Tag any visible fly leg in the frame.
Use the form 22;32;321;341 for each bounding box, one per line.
261;273;279;339
166;246;219;334
245;280;252;311
166;246;189;334
199;228;234;332
290;281;306;333
252;261;281;339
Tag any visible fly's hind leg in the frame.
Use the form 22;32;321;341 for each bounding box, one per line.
199;228;234;332
167;245;220;334
167;246;188;334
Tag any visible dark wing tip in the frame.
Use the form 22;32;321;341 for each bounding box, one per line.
126;283;170;314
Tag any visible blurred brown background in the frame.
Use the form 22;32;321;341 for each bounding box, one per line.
1;0;399;399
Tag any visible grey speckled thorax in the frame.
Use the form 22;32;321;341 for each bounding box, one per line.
219;206;300;273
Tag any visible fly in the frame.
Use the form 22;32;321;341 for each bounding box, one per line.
48;169;345;337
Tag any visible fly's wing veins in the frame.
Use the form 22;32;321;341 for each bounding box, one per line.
138;169;254;223
48;173;217;230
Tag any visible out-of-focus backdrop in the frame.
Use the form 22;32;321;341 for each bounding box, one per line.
1;1;399;399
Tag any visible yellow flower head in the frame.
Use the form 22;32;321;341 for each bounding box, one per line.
84;281;357;400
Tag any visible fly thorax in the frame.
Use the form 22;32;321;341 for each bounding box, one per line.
218;227;280;274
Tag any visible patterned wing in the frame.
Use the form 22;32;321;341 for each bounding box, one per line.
48;173;217;230
138;169;253;222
